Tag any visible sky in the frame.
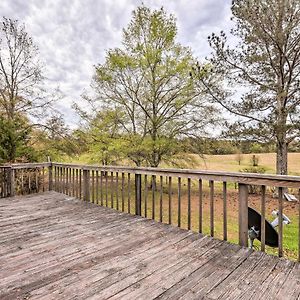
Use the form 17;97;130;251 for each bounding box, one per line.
0;0;233;127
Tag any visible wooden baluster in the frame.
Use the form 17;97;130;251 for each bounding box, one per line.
61;167;64;194
75;168;79;199
0;169;2;198
53;166;56;191
64;167;67;194
278;187;283;257
199;179;203;233
68;167;71;195
69;168;72;196
72;168;75;196
68;168;71;195
66;168;68;195
21;169;24;195
105;171;108;206
83;169;90;202
188;178;191;230
238;183;249;247
116;172;119;210
42;167;45;192
66;167;68;194
160;176;163;223
178;177;181;227
71;168;73;196
70;167;75;197
135;173;142;216
168;177;172;225
59;167;61;193
144;175;148;217
298;189;300;262
3;169;5;197
62;167;64;194
128;173;131;213
121;172;125;211
152;175;155;220
10;168;15;197
64;168;67;196
28;171;31;194
111;171;114;208
100;171;103;206
79;169;82;200
92;170;95;203
63;167;68;194
209;180;214;236
96;170;99;204
57;167;60;192
261;185;266;251
35;169;38;193
223;182;227;241
65;167;68;194
69;168;74;197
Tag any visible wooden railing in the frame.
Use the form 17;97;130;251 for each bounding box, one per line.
1;162;300;261
0;163;52;197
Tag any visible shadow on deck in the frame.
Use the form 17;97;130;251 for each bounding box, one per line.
0;191;299;300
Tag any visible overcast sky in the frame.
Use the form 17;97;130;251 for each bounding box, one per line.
0;0;233;127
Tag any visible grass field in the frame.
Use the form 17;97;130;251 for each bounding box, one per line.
69;152;300;175
187;152;300;175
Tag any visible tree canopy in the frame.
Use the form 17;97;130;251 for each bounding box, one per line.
92;5;215;167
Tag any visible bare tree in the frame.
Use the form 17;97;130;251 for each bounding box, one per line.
0;17;53;161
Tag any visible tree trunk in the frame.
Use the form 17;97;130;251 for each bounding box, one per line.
276;140;288;175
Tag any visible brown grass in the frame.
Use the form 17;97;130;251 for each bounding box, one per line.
187;152;300;175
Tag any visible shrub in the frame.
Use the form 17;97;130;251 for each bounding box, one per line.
240;166;266;194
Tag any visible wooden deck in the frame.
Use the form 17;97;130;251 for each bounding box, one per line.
0;192;299;300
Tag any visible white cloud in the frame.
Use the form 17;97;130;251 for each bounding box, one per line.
0;0;232;127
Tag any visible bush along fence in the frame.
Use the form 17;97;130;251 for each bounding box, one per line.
1;162;300;262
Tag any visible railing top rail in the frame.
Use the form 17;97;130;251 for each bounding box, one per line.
52;162;300;188
0;162;52;169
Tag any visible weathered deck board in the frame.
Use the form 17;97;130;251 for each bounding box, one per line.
0;192;299;300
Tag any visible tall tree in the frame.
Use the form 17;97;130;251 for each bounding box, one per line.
86;108;126;165
93;6;214;167
32;115;79;161
0;115;36;162
0;17;52;162
197;0;300;175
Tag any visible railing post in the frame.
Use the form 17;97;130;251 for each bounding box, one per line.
48;164;53;191
135;173;142;216
238;183;248;247
9;167;15;197
83;169;90;202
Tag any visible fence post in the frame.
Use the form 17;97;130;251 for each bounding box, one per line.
9;167;15;197
238;183;248;247
48;164;53;191
83;169;90;202
135;173;142;216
